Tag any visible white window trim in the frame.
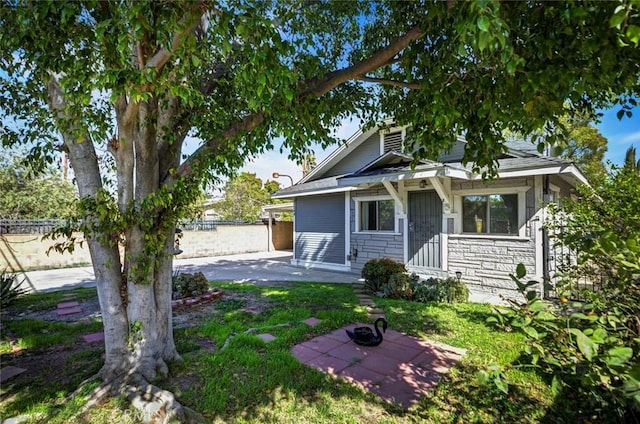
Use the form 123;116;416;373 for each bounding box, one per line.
453;186;530;238
353;195;398;234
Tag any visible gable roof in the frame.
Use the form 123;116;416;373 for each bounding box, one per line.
272;122;588;199
336;155;588;187
297;123;384;185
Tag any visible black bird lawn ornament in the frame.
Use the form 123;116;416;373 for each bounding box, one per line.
346;317;388;346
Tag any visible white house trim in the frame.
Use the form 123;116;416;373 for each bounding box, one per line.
271;186;354;199
429;176;452;208
345;191;351;268
352;195;398;233
299;119;394;185
289;258;352;272
467;164;588;185
453;187;531;238
379;126;408;154
382;181;403;208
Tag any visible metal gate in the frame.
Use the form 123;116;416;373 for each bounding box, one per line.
543;225;603;300
408;191;442;269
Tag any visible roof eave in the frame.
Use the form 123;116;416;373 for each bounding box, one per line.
271;186;354;199
337;167;450;186
465;163;590;185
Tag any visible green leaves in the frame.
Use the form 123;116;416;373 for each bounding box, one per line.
477;16;490;32
605;347;633;366
570;328;597;361
491;164;640;416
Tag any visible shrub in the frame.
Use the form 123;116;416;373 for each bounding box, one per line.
172;272;209;299
412;277;469;304
381;272;419;300
361;257;406;292
486;166;640;421
1;269;28;308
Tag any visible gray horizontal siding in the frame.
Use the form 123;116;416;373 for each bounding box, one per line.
321;133;381;177
439;140;466;163
295;194;345;264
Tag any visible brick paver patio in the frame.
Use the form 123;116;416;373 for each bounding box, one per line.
291;323;466;408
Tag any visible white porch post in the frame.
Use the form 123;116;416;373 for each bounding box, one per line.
267;211;273;252
430;176;452;272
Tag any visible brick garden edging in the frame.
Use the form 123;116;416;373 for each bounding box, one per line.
171;288;224;310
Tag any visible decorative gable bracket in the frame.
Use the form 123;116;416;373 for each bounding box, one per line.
429;177;452;213
382;181;405;215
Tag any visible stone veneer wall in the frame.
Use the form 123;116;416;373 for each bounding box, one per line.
349;186;404;274
1;223;292;271
350;231;404;274
447;236;535;298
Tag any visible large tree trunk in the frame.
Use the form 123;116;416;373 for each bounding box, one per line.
48;76;193;422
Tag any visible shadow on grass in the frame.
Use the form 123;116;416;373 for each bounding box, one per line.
455;306;498;330
0;346;103;420
164;284;467;422
540;386;640;424
172;344;407;423
2;282;549;423
415;363;548;423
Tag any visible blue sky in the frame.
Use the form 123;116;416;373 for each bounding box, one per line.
241;106;640;187
595;106;640;165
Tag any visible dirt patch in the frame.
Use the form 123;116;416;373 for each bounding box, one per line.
16;297;102;323
1;343;104;391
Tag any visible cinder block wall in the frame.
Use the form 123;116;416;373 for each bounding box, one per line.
1;223;294;271
0;233;94;271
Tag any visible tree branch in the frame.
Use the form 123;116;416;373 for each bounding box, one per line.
300;25;424;98
355;75;421;89
146;11;204;72
172;25;425;182
175;112;266;180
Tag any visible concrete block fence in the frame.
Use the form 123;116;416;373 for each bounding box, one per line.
1;222;293;271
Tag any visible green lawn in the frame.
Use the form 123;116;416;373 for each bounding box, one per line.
0;282;555;423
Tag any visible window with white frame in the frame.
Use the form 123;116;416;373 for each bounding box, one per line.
462;194;518;235
358;199;395;231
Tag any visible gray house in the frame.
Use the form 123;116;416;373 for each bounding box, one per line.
273;121;587;298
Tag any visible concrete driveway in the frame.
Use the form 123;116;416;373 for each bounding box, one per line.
23;251;359;292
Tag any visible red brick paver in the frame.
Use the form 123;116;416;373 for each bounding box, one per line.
257;333;276;343
291;323;466;408
82;332;105;343
57;301;80;309
56;306;83;316
302;317;322;327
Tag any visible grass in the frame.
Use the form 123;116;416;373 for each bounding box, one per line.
0;281;556;423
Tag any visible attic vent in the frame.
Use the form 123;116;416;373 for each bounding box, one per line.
383;131;403;153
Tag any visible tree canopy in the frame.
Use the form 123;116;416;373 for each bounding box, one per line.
1;1;639;420
214;172;278;221
555;113;609;182
0;152;77;219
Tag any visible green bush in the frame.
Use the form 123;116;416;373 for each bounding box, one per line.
487;164;640;421
381;272;419;300
1;269;28;308
412;277;469;304
172;272;209;299
361;257;406;292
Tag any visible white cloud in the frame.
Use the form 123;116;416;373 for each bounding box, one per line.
241;150;303;185
621;131;640;144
